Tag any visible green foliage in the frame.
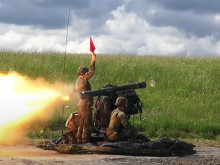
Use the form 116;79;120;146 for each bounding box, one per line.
0;51;220;140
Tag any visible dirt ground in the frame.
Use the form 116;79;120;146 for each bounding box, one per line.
0;145;220;165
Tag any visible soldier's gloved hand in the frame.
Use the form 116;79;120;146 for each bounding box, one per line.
92;52;96;62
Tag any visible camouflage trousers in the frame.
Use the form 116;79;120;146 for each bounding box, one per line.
63;130;77;144
76;99;93;144
106;126;138;142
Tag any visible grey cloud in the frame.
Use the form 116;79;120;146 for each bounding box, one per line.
149;10;220;38
0;0;123;30
124;0;220;38
31;0;89;8
70;0;123;36
153;0;220;14
0;0;68;28
1;0;220;56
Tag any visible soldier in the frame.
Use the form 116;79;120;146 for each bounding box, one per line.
63;112;79;144
106;97;150;142
94;84;117;132
75;52;96;144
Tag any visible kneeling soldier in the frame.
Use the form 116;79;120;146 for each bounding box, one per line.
63;112;80;144
106;97;150;142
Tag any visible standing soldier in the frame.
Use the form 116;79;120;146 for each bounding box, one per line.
106;97;150;142
75;52;96;144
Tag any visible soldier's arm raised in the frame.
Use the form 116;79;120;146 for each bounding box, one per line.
83;52;96;81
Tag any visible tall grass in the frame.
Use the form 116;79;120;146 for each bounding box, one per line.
1;51;220;140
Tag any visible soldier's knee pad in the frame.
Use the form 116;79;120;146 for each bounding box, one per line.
107;132;118;142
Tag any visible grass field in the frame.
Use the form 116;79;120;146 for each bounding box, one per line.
0;51;220;141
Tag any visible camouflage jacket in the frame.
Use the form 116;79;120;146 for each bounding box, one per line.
65;113;80;132
107;108;130;133
75;61;95;92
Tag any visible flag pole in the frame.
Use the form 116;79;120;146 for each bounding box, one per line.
62;7;71;135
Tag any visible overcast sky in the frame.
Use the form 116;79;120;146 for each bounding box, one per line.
0;0;220;57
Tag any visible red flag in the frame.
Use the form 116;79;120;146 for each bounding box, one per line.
90;37;96;53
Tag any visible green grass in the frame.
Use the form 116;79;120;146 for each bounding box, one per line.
0;51;220;140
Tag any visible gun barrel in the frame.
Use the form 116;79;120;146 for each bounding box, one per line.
79;81;146;99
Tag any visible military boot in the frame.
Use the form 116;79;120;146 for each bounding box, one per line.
82;137;90;143
77;137;82;144
136;133;151;142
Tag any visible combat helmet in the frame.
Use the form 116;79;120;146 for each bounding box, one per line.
115;97;128;106
77;66;89;75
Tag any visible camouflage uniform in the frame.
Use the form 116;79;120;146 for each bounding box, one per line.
94;84;117;131
94;96;112;131
75;61;95;144
63;113;79;144
106;108;138;142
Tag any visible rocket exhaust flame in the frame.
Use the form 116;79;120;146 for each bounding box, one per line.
0;72;73;145
63;95;70;101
